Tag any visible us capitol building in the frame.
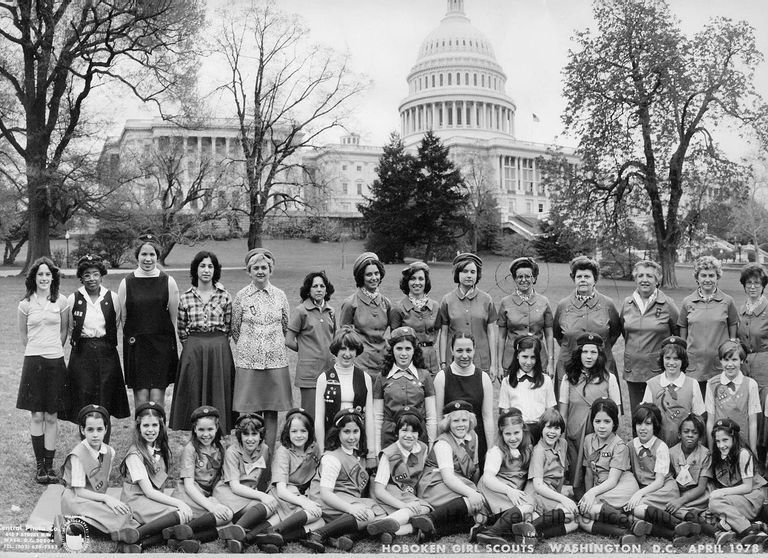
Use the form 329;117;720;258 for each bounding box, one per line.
102;0;574;239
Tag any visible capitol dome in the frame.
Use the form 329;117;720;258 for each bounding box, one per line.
399;0;516;145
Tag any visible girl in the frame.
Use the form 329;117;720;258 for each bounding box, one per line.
162;406;232;553
705;341;761;454
17;256;70;484
226;408;324;553
498;335;557;443
577;399;652;545
434;333;495;473
412;401;487;541
213;414;279;550
475;408;537;546
303;408;386;552
315;326;376;467
114;402;192;553
526;409;580;540
285;271;337;417
708;418;768;545
373;326;437;454
642;336;705;447
368;408;432;543
558;333;621;490
61;405;131;536
625;404;701;547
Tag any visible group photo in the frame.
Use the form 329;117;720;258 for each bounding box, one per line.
1;0;767;555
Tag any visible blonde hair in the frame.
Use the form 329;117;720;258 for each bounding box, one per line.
438;410;477;435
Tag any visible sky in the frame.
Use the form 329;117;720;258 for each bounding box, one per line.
116;0;768;153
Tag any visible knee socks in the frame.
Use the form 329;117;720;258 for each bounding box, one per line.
598;503;632;529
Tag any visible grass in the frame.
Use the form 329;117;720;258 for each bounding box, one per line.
0;238;750;553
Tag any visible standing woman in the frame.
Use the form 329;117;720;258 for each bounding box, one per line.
438;253;499;379
497;257;554;377
620;260;680;412
737;263;768;463
17;256;71;484
285;271;337;417
553;256;621;401
67;255;130;437
170;251;235;433
678;256;738;396
118;234;179;407
390;261;441;375
231;248;291;452
340;252;392;377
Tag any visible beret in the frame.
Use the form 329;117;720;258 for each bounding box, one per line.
77;404;110;425
513;334;539;350
235;412;265;428
77;254;104;268
135;401;165;420
285;407;314;425
509;257;538;276
443;399;474;415
403;261;429;274
660;336;687;350
452;252;482;270
244;248;275;268
395;406;422;423
138;233;158;243
390;326;416;343
190;405;220;423
576;332;604;348
353;252;380;277
714;418;739;433
333;407;364;427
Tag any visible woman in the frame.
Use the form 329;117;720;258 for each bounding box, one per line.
553;256;621;401
170;251;235;433
232;247;291;452
118;234;179;407
67;254;130;435
285;271;337;417
620;260;680;412
678;255;738;396
390;261;440;375
737;263;768;464
438;252;498;379
339;252;392;377
497;256;554;376
17;257;70;484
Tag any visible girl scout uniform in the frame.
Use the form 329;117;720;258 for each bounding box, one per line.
582;432;639;507
526;437;568;513
417;431;480;507
643;372;704;447
374;438;431;512
213;442;269;513
705;371;762;446
119;445;172;524
709;447;767;533
629;436;680;506
478;445;529;513
270;441;321;519
374;363;435;449
668;443;712;516
171;442;224;516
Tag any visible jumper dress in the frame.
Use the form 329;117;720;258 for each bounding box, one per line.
170;443;224;517
119;446;173;524
525;438;569;513
564;374;611;486
628;438;680;507
269;443;322;520
582;433;639;507
417;432;483;507
478;445;530;513
668;443;712;516
645;375;697;447
375;440;432;513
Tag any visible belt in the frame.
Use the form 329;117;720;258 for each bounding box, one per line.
418;341;434;347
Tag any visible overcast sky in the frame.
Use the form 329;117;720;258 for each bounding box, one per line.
119;0;768;154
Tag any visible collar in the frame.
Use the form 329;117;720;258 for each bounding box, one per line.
145;442;161;457
387;363;418;379
396;440;422;458
659;373;687;388
633;436;657;451
238;443;264;463
302;298;330;312
78;285;108;301
512;290;537;305
290;441;317;456
572;289;599;307
403;297;434;311
185;283;226;296
450;433;469;446
692;288;724;302
246;282;274;296
134;268;160;278
720;371;744;386
340;445;355;456
742;297;768;316
593;432;616;451
80;439;108;459
456;286;478;301
357;289;382;307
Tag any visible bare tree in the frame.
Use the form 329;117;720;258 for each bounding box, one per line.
212;0;366;248
0;1;204;271
731;158;768;264
458;151;501;253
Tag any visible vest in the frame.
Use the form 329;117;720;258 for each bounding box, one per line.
322;366;368;436
327;448;369;499
713;449;767;489
424;432;478;483
120;445;169;489
629;438;664;487
71;290;118;347
61;442;112;493
379;441;428;494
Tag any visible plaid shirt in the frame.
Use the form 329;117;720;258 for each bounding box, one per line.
177;284;232;342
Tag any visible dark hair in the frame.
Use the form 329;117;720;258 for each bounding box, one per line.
711;421;752;480
326;412;367;456
280;412;316;449
329;325;365;356
740;263;768;290
235;416;266;446
190;251;222;287
133;236;162;260
632;403;662;437
190;413;225;470
395;412;423;435
452;259;482;285
497;409;532;467
565;342;609;390
354;259;385;288
24;257;60;302
590;398;619;432
400;266;432;295
380;332;425;374
450;331;476;349
679;413;706;439
569;256;599;282
299;271;335;301
504;335;545;389
78;410;108;441
132;407;171;473
76;257;107;280
538;408;565;433
657;342;689;372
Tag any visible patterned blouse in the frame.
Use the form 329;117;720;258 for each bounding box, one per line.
177;285;232;342
232;283;290;369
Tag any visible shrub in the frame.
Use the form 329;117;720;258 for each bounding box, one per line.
73;223;135;268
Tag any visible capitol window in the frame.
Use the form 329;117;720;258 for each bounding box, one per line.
448;73;452;85
431;75;435;87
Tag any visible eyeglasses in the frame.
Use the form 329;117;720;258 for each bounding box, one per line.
515;275;534;281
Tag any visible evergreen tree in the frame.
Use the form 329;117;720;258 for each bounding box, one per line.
413;131;469;260
358;133;418;263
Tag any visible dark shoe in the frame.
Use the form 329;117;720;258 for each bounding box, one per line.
469;523;483;543
674;521;701;537
251;532;285;546
632;520;653;537
476;532;508;546
334;535;354;551
299;531;326;553
112;527;141;544
178;539;201;553
410;515;436;538
673;534;701;548
620;534;645;545
46;467;60;484
511;522;536;544
225;539;243;553
258;543;281;553
35;464;49;484
380;532;395;545
715;530;736;545
367;517;400;537
167;539;180;550
741;532;768;545
217;525;247;541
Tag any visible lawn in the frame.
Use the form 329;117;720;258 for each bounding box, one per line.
0;238;750;553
